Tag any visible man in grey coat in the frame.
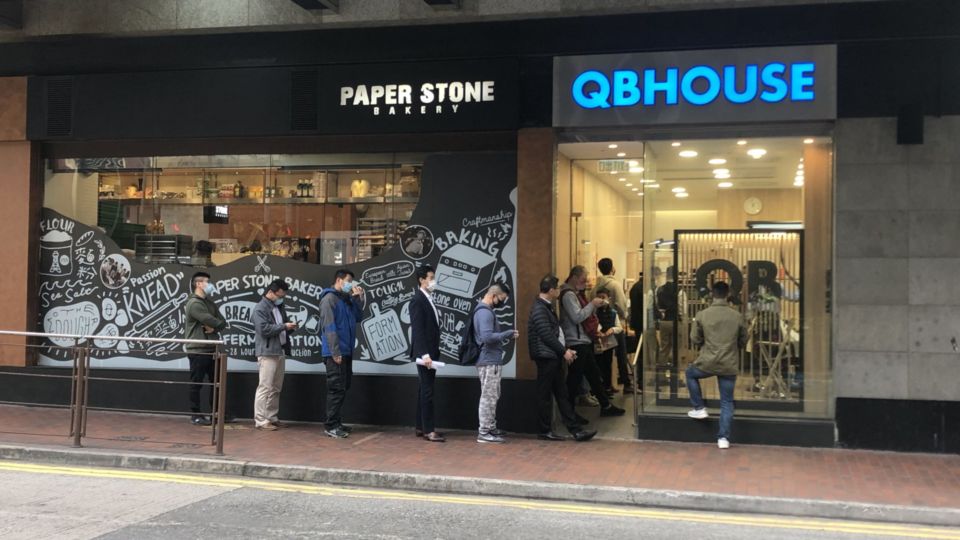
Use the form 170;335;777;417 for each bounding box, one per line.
252;279;297;431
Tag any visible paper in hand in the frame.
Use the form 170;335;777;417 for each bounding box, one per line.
415;358;446;369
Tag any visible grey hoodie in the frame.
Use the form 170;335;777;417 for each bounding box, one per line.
558;283;597;347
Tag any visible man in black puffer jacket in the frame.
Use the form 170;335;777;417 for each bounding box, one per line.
527;275;597;443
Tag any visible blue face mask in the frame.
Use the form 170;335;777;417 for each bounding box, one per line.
203;283;217;296
341;281;354;294
273;297;284;306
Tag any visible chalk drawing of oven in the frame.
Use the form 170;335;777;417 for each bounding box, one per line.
434;244;496;297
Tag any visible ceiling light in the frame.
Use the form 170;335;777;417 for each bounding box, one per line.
678;150;698;158
748;221;803;230
737;140;748;146
616;152;626;157
798;164;804;170
715;173;731;179
671;142;682;147
672;187;687;193
675;192;689;198
647;183;661;188
803;138;814;144
800;158;804;162
631;187;639;192
718;182;734;188
708;158;727;165
608;144;618;149
618;178;626;182
713;168;730;175
609;171;618;175
794;179;805;187
637;192;644;196
747;148;767;159
641;179;656;183
625;183;633;187
629;167;644;173
628;160;639;167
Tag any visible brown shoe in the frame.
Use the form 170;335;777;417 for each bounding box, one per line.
255;423;278;431
423;432;446;442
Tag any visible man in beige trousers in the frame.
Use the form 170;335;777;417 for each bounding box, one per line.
252;279;297;430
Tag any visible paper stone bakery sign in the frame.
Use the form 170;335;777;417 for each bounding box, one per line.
36;153;518;378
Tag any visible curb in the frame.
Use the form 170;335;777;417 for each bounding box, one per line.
1;443;959;528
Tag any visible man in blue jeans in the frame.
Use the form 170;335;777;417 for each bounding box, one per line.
686;281;747;449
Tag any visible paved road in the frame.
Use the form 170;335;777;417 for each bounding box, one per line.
0;461;957;540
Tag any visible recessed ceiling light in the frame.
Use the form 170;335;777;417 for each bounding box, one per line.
718;182;734;188
715;173;731;179
713;168;730;175
629;167;644;174
625;183;633;187
647;183;661;188
803;138;815;144
609;171;618;175
800;158;804;162
737;140;748;146
672;187;687;193
618;178;626;182
641;179;656;183
708;158;727;165
795;175;804;182
679;150;698;158
798;164;804;170
794;179;805;187
671;142;682;147
616;152;626;157
628;160;639;167
747;148;767;159
675;192;690;198
608;144;618;149
631;188;639;192
637;192;644;196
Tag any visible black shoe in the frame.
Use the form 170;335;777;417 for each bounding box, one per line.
190;415;211;426
489;428;506;437
604;388;616;397
538;432;566;441
223;414;237;423
575;413;590;425
324;427;349;439
572;429;598;442
338;424;353;434
600;404;626;417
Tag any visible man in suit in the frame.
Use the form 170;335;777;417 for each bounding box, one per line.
409;264;445;442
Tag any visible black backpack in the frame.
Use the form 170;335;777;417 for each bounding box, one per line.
457;304;491;366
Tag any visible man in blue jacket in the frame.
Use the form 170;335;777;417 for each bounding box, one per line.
319;268;366;439
474;283;519;444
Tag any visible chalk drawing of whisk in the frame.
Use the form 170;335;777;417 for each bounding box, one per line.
255;255;271;273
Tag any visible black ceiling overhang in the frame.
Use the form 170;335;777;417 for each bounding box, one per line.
289;0;338;11
0;0;22;30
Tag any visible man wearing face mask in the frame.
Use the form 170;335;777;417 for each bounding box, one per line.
474;283;519;444
318;268;366;439
410;264;445;442
184;272;228;426
252;279;297;431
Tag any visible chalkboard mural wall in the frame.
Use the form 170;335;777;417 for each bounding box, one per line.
38;153;518;378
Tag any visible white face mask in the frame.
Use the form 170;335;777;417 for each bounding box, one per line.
426;279;437;292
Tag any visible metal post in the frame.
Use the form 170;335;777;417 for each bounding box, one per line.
213;347;227;456
632;335;642;433
71;346;86;448
80;346;90;437
69;344;79;439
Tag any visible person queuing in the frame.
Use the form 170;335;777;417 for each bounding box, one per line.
183;271;230;426
319;268;366;439
473;283;519;444
591;258;633;392
528;275;597;442
686;281;748;450
409;265;445;442
560;266;626;419
593;288;624;398
252;279;297;431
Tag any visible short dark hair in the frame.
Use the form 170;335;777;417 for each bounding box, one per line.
191;272;211;290
415;264;434;284
597;258;613;276
712;281;730;298
490;282;511;296
267;279;290;294
595;287;610;297
566;265;587;282
539;275;559;293
334;268;355;281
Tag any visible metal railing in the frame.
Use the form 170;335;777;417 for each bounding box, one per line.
0;330;228;456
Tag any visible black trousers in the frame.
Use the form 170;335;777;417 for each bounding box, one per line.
188;353;215;414
415;364;436;433
567;343;612;410
614;332;632;384
534;357;582;435
598;347;615;390
324;355;353;429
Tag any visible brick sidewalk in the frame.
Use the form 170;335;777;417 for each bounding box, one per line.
1;404;958;510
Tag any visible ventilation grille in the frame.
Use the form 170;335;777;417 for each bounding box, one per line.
45;78;73;137
290;70;318;132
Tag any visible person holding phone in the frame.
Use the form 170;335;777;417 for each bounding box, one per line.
252;279;297;431
318;268;366;439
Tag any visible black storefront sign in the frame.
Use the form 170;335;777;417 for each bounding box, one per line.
317;59;519;134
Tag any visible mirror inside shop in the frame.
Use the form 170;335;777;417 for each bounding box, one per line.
556;135;833;436
43;154;424;267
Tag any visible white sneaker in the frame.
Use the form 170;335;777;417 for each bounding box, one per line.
687;408;708;420
718;438;730;449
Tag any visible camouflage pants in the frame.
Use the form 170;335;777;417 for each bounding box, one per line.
477;364;502;435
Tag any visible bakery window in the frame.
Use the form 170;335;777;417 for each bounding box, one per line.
43;153;423;266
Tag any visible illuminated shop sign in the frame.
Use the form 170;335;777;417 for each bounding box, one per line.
554;46;836;127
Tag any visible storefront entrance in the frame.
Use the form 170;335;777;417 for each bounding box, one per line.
555;133;834;440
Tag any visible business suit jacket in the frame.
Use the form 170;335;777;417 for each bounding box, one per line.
409;288;441;361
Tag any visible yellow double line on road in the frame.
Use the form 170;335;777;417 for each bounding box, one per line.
1;460;958;539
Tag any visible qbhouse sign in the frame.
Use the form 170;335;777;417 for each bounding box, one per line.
553;45;836;127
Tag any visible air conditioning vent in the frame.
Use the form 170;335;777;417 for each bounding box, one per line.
290;70;318;132
45;78;73;137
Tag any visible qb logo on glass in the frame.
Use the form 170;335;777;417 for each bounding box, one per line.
571;62;816;109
